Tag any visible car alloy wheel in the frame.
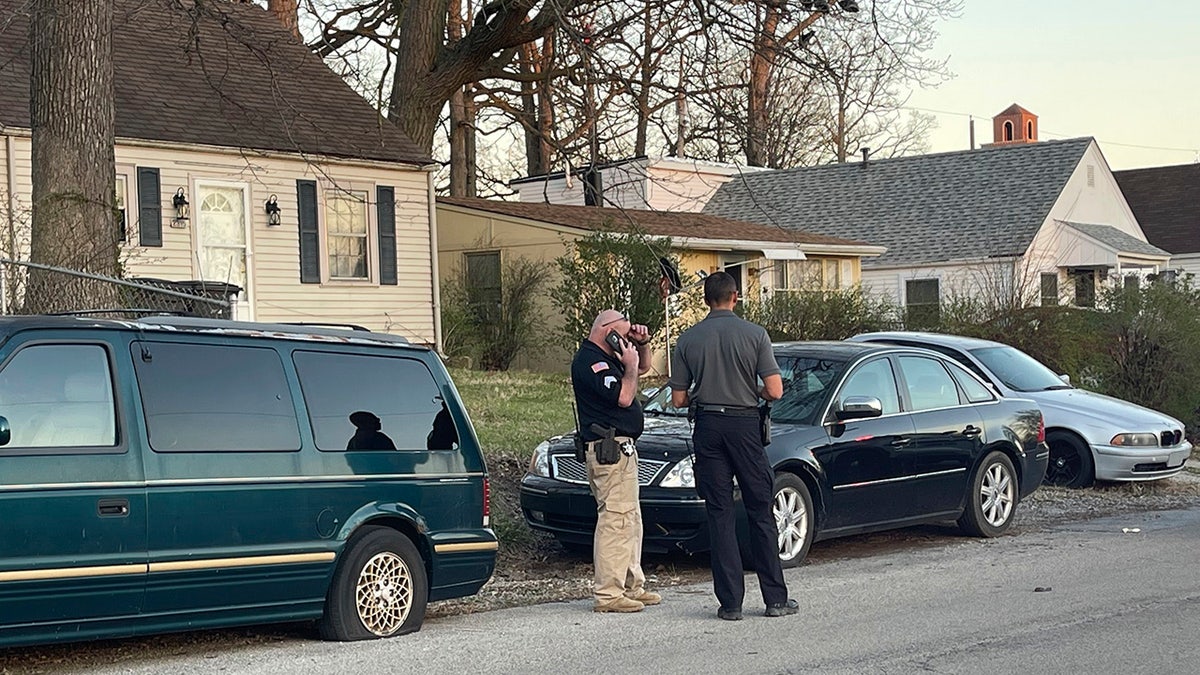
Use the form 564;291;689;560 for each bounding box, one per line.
1044;431;1095;488
771;473;814;567
356;551;413;636
979;461;1014;528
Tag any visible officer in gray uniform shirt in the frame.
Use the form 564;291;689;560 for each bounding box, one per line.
668;271;798;621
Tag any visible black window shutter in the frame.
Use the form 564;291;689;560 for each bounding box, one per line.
376;185;397;286
136;167;162;247
297;179;320;284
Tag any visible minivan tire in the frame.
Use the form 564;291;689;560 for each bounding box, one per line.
319;526;428;641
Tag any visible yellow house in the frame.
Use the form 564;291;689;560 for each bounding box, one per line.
437;197;885;372
0;1;440;344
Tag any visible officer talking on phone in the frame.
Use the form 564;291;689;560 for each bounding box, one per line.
570;309;661;613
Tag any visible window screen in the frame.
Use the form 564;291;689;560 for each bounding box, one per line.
133;342;300;452
293;351;458;452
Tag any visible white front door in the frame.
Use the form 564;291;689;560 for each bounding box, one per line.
194;183;253;320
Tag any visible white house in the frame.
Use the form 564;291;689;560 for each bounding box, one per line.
0;0;441;345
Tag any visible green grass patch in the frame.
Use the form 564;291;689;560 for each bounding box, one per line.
450;368;575;460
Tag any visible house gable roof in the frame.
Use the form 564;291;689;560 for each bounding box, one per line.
1113;163;1200;255
437;197;873;250
1061;221;1170;258
702;138;1094;268
0;0;428;165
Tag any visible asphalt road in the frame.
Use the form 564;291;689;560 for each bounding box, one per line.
28;505;1200;675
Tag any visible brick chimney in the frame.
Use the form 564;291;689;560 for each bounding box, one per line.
989;103;1038;146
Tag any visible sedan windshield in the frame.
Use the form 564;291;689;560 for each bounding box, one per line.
643;385;687;416
969;346;1070;392
772;356;847;426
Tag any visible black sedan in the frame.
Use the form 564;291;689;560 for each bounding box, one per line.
520;342;1049;566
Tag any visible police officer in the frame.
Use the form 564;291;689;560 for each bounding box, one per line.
571;309;662;613
668;272;797;621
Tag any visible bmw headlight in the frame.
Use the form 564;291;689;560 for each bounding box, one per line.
1110;433;1158;447
528;440;551;477
659;455;695;488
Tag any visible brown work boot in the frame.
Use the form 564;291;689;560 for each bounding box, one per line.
625;590;662;606
593;596;645;613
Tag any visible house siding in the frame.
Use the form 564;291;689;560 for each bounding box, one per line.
0;133;435;343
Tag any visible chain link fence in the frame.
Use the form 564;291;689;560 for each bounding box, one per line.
0;258;238;320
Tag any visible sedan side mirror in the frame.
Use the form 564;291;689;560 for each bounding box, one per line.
835;396;883;422
0;415;9;446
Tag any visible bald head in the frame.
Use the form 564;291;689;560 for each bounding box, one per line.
592;309;626;333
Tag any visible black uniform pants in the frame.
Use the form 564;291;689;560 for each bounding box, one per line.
693;412;788;610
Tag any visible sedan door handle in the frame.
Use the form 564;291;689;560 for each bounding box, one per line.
97;498;130;517
962;425;982;438
889;438;912;448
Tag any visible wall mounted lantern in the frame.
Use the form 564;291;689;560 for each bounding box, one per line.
171;188;190;228
265;194;281;227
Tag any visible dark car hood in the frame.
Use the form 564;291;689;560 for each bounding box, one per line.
545;414;693;463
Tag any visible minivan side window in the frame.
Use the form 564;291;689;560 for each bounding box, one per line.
132;342;301;452
0;344;116;449
293;351;459;452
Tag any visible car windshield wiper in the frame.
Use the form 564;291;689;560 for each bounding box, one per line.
1041;384;1072;391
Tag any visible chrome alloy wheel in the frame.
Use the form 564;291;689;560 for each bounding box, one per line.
774;486;810;562
355;551;413;636
980;461;1015;528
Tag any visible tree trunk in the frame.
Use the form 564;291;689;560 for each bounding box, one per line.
746;6;779;168
389;0;449;153
28;0;118;313
518;43;544;177
266;0;299;40
447;2;476;196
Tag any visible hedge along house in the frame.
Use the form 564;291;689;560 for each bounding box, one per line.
0;0;441;345
436;197;883;372
705;111;1171;324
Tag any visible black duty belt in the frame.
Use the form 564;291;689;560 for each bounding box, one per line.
695;404;759;417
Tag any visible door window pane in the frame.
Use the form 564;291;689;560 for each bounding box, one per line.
293;351;458;451
898;356;961;411
0;344;116;449
838;358;900;415
132;342;300;452
947;361;994;403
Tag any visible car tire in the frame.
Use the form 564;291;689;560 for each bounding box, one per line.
761;472;814;569
319;526;428;641
1044;431;1095;488
958;451;1018;538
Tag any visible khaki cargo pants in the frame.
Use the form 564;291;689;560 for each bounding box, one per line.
586;437;646;603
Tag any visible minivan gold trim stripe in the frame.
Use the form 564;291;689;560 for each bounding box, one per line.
434;542;500;554
149;552;335;572
0;564;145;582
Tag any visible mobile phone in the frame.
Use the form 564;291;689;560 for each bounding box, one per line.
605;329;624;354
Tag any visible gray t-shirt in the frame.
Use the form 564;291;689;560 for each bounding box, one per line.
668;309;780;408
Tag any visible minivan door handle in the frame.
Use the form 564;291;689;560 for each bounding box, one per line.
97;498;130;517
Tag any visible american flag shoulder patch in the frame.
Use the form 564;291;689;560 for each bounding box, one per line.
591;361;609;373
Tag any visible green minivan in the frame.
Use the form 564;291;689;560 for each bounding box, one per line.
0;315;496;648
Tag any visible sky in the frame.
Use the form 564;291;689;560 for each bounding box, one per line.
904;0;1200;170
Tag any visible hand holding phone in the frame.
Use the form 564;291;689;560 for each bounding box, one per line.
605;329;625;354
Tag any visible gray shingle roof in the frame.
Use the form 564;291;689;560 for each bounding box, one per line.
1114;163;1200;255
1062;221;1170;258
703;138;1095;268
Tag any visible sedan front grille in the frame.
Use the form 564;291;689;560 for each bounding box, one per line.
1161;430;1183;447
550;453;669;486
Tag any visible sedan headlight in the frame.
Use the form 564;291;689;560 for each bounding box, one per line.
658;455;694;488
528;440;551;477
1110;433;1158;447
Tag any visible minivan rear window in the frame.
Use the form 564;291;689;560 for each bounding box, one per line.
132;341;301;452
293;351;458;452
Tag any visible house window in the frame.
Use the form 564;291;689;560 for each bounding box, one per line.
823;259;841;289
1071;270;1095;307
1004;121;1014;142
465;251;502;321
114;173;130;243
325;189;370;279
1040;273;1059;306
1124;275;1139;291
774;260;789;290
1026;120;1033;139
905;279;940;327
